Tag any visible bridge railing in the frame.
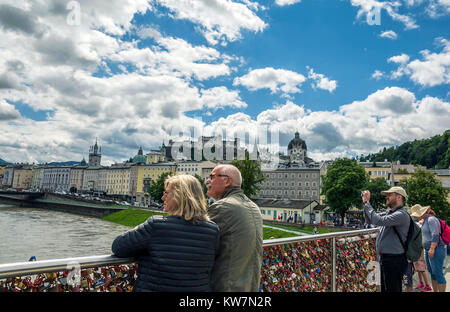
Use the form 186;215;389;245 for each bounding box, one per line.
0;228;380;292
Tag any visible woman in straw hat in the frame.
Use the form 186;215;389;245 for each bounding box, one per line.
410;204;447;292
112;174;220;291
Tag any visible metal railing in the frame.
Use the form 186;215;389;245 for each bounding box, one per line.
0;228;380;292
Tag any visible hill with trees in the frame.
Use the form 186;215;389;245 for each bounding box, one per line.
0;158;10;165
360;130;450;169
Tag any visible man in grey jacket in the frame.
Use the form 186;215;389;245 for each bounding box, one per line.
206;164;263;292
362;186;410;292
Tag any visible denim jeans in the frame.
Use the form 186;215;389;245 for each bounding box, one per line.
424;245;447;284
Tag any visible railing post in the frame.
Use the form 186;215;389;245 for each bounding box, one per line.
332;237;336;292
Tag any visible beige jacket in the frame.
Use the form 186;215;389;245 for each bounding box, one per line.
207;187;263;292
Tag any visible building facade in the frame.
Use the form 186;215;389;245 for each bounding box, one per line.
253;198;323;224
2;166;15;187
257;167;322;201
69;166;87;193
82;166;101;192
31;166;45;190
106;164;132;198
256;132;325;202
12;166;33;189
135;162;177;205
42;166;71;192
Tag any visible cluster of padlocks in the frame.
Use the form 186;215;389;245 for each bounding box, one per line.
335;236;377;292
260;240;333;292
259;235;377;292
0;264;138;292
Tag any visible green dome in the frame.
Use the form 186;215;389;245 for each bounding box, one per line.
133;154;147;163
133;146;146;163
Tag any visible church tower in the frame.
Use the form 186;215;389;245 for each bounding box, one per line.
89;138;102;166
287;131;307;165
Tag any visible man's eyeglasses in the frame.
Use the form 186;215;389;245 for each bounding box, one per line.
207;173;229;180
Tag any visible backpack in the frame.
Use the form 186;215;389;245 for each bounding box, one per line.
438;218;450;244
393;216;423;262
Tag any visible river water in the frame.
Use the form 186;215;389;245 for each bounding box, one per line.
0;204;131;264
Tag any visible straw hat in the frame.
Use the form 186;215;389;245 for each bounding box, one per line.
410;204;430;219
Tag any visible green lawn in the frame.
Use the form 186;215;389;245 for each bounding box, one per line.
102;208;166;227
102;208;300;240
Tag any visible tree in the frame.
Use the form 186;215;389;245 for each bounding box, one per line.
399;169;450;222
231;151;266;198
321;158;368;223
364;177;390;211
194;173;208;197
147;172;172;203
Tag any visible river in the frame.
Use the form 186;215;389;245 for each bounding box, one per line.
0;204;131;264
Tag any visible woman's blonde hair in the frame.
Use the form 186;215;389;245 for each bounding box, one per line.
164;174;209;223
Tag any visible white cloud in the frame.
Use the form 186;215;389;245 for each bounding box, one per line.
388;54;410;64
307;67;337;93
275;0;302;6
405;38;450;87
339;86;417;116
152;0;267;45
0;99;21;121
386;38;450;87
426;0;450;17
350;0;419;30
380;30;398;40
201;87;448;161
200;87;247;109
119;27;235;80
233;67;306;96
371;70;384;80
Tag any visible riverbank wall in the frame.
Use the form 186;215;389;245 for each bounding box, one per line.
0;194;125;218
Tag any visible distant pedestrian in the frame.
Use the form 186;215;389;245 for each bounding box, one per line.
411;217;432;292
111;174;220;292
410;204;447;292
362;186;410;292
206;164;263;292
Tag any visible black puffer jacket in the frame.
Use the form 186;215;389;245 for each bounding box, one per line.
112;215;220;292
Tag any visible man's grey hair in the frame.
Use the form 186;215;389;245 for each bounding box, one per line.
216;164;242;187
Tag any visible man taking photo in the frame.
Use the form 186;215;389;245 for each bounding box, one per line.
362;186;410;292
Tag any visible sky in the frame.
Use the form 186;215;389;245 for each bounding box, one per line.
0;0;449;165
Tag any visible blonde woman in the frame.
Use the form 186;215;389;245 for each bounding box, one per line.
112;174;220;292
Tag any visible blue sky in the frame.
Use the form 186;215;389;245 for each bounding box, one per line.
0;0;449;165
